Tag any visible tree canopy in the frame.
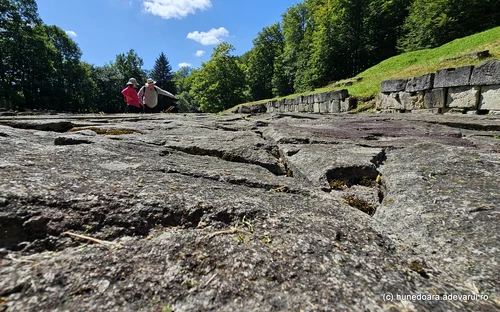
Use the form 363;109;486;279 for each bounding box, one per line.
1;0;498;113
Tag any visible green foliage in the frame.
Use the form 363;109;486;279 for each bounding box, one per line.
191;43;247;113
246;23;284;100
398;0;500;51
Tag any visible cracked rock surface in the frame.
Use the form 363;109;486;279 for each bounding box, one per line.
0;113;499;312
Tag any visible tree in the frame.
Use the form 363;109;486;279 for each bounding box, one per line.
173;66;200;113
0;0;53;110
398;0;500;51
114;49;146;85
246;23;284;100
278;2;312;94
43;25;85;112
191;43;247;113
91;63;124;113
150;52;176;112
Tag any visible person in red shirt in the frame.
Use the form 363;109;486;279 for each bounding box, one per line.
121;78;142;113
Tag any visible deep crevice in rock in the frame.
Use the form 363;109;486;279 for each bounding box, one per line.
163;146;285;176
158;168;302;195
0;195;253;253
425;121;500;132
0;121;78;132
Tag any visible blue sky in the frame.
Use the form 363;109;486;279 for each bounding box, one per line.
36;0;300;71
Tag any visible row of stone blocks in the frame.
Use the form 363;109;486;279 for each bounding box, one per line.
265;89;357;114
377;60;500;113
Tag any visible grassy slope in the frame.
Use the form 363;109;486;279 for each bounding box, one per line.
228;26;500;112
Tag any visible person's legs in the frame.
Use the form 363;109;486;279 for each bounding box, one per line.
127;105;142;114
144;105;159;113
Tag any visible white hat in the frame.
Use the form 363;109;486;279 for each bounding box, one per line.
146;78;156;85
126;78;139;85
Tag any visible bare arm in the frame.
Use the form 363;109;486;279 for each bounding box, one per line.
155;86;176;99
137;87;145;104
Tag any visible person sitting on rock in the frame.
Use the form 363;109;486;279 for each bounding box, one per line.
138;78;176;114
121;78;142;114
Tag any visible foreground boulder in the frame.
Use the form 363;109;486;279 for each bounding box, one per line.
0;113;499;311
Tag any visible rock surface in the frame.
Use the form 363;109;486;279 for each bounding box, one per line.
1;113;500;312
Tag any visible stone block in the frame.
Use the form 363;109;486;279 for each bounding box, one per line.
340;97;357;112
470;60;500;85
479;85;500;111
309;95;316;104
434;66;472;88
381;79;408;93
401;91;425;110
329;100;341;113
424;88;446;108
266;102;273;113
319;102;328;113
444;108;466;114
406;73;434;92
314;93;327;103
313;103;321;113
376;93;404;110
327;89;349;100
411;108;442;114
447;86;480;109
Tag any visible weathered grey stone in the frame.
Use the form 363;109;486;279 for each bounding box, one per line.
1;114;500;312
470;60;500;85
327;89;349;100
424;88;446;108
447;86;480;109
406;73;435;92
319;102;328;113
54;136;92;145
376;93;403;110
434;66;472;88
444;108;466;114
340;97;357;112
238;104;267;114
329;100;341;113
313;102;320;113
314;93;327;103
380;79;408;92
401;91;425;110
410;108;442;114
479;84;500;111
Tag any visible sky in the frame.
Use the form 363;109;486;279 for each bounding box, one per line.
36;0;300;71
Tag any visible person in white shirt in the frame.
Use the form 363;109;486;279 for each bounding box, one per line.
138;78;176;113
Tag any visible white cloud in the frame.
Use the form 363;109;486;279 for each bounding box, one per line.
187;27;229;46
65;30;77;38
195;50;205;57
178;62;191;68
143;0;211;19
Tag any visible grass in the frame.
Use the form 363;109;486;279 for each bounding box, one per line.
228;26;500;113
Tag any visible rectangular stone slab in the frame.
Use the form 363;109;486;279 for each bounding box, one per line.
424;88;446;108
381;79;408;93
447;86;480;109
434;66;472;88
479;85;500;111
406;73;435;92
470;60;500;85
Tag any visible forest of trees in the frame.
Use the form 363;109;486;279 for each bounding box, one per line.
1;0;499;113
